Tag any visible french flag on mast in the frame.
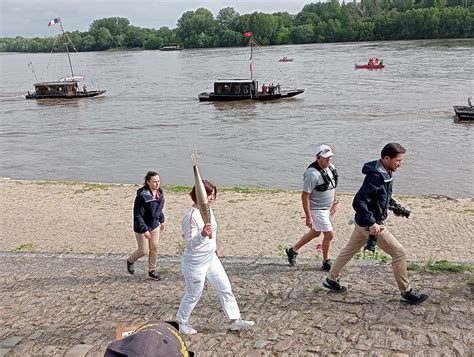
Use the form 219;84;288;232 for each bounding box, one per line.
48;18;61;27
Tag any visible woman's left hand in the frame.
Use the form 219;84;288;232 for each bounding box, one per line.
215;247;221;257
330;201;338;216
160;223;165;231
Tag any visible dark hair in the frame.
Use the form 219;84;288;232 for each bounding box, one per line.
381;143;406;159
190;180;217;204
143;171;159;187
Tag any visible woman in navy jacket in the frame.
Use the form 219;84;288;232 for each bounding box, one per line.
126;171;165;280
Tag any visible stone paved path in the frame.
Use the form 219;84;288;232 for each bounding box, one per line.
0;252;472;356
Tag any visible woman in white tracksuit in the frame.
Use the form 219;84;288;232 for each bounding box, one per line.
176;180;254;336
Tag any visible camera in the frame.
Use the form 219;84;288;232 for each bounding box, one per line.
364;234;377;252
364;204;411;252
388;203;410;218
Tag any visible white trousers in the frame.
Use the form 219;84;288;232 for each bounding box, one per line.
176;254;241;324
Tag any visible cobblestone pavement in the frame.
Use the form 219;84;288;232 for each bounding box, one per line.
0;252;472;356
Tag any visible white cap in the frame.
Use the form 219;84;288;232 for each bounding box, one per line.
316;144;334;158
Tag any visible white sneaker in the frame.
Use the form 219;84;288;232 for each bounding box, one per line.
229;319;255;331
179;323;197;336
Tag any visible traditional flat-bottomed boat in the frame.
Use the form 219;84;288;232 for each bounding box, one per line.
26;18;105;100
198;79;304;102
198;33;304;102
453;97;474;121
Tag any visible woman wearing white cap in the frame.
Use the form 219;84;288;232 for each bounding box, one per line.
285;144;339;271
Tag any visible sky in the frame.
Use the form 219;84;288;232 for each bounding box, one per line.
0;0;311;38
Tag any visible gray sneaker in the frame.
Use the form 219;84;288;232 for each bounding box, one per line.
322;259;332;272
401;288;429;304
285;247;298;266
148;270;161;280
322;277;347;293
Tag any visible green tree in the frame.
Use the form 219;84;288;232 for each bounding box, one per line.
89;17;130;37
124;26;146;48
144;34;163;49
217;7;240;28
177;8;216;48
81;34;96;51
95;27;114;50
291;24;315;43
215;28;242;46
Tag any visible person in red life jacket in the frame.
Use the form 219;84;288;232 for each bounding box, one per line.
262;83;267;94
126;171;166;280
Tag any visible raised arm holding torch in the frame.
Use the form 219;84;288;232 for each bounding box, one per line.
192;151;212;237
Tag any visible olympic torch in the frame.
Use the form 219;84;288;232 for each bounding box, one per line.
192;151;212;237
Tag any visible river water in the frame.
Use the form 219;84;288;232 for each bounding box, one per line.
0;39;473;196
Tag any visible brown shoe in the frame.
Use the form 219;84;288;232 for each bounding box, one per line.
148;270;161;280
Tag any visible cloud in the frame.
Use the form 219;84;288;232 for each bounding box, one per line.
1;0;308;38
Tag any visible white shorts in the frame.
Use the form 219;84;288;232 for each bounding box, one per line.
311;209;333;232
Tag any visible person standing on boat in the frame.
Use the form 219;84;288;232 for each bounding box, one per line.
322;143;429;305
285;144;339;271
82;83;87;93
126;171;165;280
176;180;255;335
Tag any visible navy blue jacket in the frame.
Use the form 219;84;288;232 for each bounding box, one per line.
133;186;165;234
353;160;397;227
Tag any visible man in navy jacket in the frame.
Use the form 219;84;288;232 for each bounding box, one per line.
323;143;428;304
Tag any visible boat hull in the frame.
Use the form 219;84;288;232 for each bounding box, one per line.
355;64;385;69
198;89;304;102
25;90;106;100
453;106;474;121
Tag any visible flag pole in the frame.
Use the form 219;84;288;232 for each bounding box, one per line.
58;19;74;77
250;36;253;80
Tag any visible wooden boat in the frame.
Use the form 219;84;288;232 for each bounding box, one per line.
198;79;304;102
26;79;105;99
278;57;294;62
198;35;304;102
453;97;474;121
160;44;183;51
26;18;105;100
355;63;385;70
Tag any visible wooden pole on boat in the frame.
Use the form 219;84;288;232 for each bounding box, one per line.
59;20;74;77
250;36;253;80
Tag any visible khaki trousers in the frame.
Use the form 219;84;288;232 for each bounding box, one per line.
329;223;410;292
129;227;160;271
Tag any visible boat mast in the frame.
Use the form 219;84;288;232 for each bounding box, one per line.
250;36;253;80
59;21;74;77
